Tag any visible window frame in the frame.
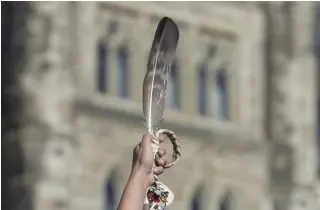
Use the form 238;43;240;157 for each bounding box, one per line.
195;42;231;120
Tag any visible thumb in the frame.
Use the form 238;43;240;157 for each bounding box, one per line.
141;134;153;150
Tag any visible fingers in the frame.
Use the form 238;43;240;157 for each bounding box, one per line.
156;158;165;166
158;134;165;143
155;149;166;166
153;166;164;176
153;147;167;176
133;141;141;154
141;133;153;148
158;134;166;151
142;133;153;142
133;134;152;154
141;133;165;147
137;133;167;161
157;148;166;158
141;133;166;153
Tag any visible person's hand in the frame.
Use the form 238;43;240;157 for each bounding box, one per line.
130;133;167;188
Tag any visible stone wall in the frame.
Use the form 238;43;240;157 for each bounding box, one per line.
4;2;319;210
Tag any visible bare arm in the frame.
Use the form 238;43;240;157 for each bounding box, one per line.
118;170;149;210
117;134;166;210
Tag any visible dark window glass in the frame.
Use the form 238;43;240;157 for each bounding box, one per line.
97;42;107;93
214;69;228;120
104;172;116;210
219;194;230;210
116;47;129;97
197;65;207;115
166;61;179;109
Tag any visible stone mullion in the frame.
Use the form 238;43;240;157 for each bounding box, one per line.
20;2;77;210
77;2;97;97
268;2;293;143
289;4;318;210
224;41;236;122
266;3;296;210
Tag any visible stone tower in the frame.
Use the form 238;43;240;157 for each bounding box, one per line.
263;2;319;210
2;2;319;210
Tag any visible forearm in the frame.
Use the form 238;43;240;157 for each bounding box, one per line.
118;170;149;210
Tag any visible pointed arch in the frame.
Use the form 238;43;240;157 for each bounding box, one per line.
107;20;118;36
166;59;180;109
189;186;203;210
196;42;230;118
207;44;217;59
218;191;231;210
103;169;118;210
116;45;130;98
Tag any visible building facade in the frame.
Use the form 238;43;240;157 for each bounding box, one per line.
2;2;319;210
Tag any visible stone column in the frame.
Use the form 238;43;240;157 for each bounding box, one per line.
264;2;318;210
288;3;319;210
264;2;296;210
77;2;97;97
18;2;77;210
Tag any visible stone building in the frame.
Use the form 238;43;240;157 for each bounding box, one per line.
2;2;319;210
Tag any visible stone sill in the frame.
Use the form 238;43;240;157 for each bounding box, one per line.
75;94;268;153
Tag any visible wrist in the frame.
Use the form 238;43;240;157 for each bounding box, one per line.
129;167;150;190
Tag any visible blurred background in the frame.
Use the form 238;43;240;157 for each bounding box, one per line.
2;1;320;210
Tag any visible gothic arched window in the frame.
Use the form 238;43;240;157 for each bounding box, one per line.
190;196;200;210
189;187;202;210
104;171;117;210
219;192;231;210
97;42;108;93
166;61;180;109
116;46;129;98
196;46;229;119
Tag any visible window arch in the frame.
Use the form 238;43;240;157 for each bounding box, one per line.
97;41;108;93
197;65;229;119
166;60;180;109
116;46;129;98
219;192;231;210
190;195;201;210
189;186;202;210
104;170;117;210
196;43;229;120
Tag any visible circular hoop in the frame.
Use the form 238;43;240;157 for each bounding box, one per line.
154;129;181;169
